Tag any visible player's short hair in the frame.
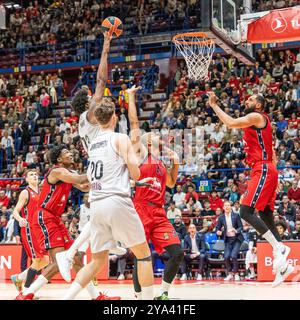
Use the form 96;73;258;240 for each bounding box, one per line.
94;98;115;125
71;89;89;115
255;94;266;110
23;169;38;178
50;145;67;164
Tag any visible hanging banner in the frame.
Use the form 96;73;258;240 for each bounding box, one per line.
247;7;300;43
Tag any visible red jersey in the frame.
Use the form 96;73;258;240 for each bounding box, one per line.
20;187;39;223
243;112;273;166
133;154;166;206
38;166;72;216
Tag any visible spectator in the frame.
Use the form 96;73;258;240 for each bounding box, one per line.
172;215;187;241
278;195;297;231
276;220;290;240
184;185;199;203
216;201;244;281
167;201;182;223
287;180;300;203
291;220;300;240
39;88;50;124
172;185;186;209
0;190;10;210
209;190;224;212
180;224;206;281
201;200;215;219
245;227;261;280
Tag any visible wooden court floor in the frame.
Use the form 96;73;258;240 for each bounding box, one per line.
1;280;300;300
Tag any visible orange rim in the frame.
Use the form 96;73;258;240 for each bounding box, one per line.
172;32;214;46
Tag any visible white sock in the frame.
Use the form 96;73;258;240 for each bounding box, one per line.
18;269;28;281
23;275;48;295
134;291;142;300
142;286;154;300
66;222;91;260
63;281;83;300
160;280;171;295
262;230;282;250
85;281;99;299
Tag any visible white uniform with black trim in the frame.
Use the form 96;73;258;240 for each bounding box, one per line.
79;110;101;153
87;130;146;253
77;204;91;252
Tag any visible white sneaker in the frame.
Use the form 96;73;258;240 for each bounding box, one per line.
272;262;294;288
273;245;290;272
196;274;202;281
180;273;187;281
117;274;125;280
56;251;73;282
234;274;240;281
224;274;234;281
110;246;127;256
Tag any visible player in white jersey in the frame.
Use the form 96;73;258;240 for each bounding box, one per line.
56;32;126;286
77;193;91;254
63;99;155;300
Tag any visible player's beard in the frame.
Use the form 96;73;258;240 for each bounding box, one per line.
244;106;256;115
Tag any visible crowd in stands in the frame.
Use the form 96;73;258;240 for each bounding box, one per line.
0;0;299;280
0;0;298;51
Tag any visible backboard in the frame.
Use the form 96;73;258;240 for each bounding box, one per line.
201;0;255;65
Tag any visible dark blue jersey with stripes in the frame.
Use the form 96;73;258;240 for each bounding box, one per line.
38;166;73;217
243;112;273;167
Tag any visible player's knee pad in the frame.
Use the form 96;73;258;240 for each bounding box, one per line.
137;255;152;262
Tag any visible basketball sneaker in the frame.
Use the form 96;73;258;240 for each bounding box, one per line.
117;274;125;280
56;251;73;282
272;262;294;288
15;292;34;300
93;292;121;300
154;292;170;300
272;244;290;272
224;274;234;281
11;274;23;292
196;274;202;281
234;274;240;281
180;273;187;281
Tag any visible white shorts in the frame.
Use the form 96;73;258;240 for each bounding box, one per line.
90;196;146;254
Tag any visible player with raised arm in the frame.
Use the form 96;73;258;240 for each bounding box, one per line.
55;31;125;283
63;99;155;300
208;92;294;287
16;146;120;300
11;169;48;292
127;85;184;300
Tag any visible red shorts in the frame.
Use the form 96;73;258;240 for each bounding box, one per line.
134;201;180;255
20;224;43;259
241;162;278;212
31;208;74;255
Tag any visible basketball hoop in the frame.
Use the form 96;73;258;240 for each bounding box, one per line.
172;32;215;81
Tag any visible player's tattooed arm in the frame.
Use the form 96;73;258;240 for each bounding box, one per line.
208;92;265;129
13;189;29;227
49;168;89;185
87;31;112;124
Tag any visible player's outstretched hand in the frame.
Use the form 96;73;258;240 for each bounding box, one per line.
208;92;218;106
127;85;142;95
103;31;112;51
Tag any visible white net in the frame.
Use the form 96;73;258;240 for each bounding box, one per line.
173;33;215;81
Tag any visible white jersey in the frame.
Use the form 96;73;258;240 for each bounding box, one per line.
79;110;101;153
78;204;90;232
87;130;131;202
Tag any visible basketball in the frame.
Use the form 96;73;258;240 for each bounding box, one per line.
101;16;123;38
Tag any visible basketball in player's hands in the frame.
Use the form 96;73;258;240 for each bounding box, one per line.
101;16;123;38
